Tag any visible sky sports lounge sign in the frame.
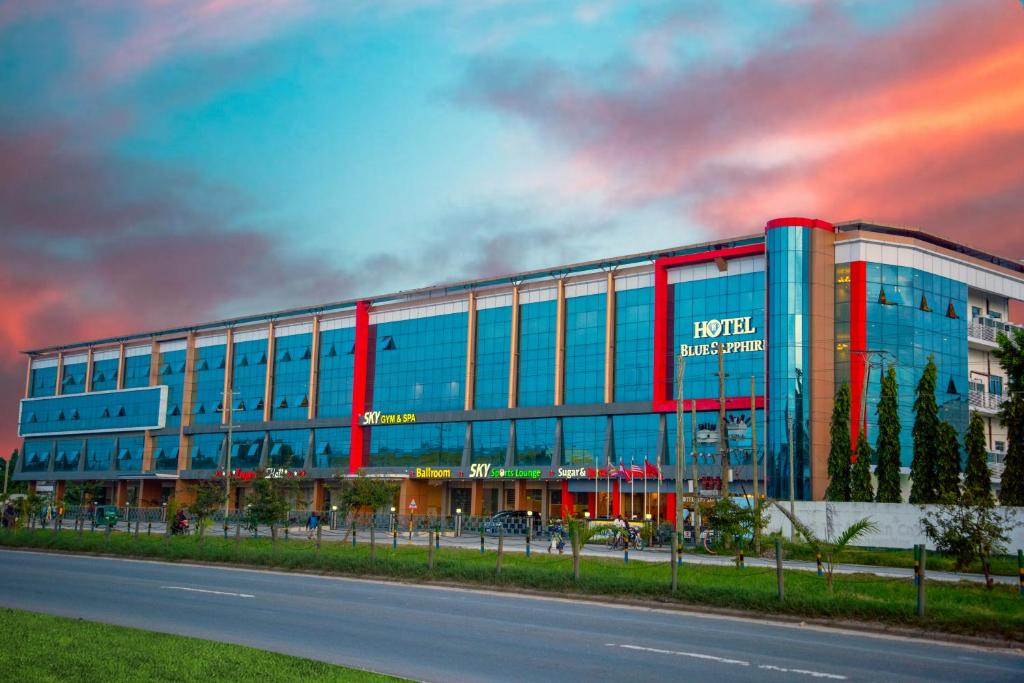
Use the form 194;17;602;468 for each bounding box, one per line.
679;316;764;357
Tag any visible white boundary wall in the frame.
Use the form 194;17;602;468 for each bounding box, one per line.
766;501;1024;551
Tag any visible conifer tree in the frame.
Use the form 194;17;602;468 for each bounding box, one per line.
993;328;1024;506
935;421;961;502
910;356;940;504
874;367;902;503
962;411;992;505
850;431;874;502
825;383;852;502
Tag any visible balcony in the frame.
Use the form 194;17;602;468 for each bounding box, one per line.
968;316;1024;350
968;389;1007;415
988;451;1005;482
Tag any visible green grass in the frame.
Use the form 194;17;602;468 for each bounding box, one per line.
770;540;1019;576
1;529;1022;642
0;607;405;682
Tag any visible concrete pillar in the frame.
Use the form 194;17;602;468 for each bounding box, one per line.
554;278;566;406
84;348;95;393
54;352;64;396
116;343;126;390
222;328;235;424
508;286;520;408
604;271;615;403
263;322;276;423
308;316;321;419
470;481;483;516
465;292;477;411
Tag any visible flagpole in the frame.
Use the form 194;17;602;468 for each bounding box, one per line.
605;459;610;518
643;460;648;519
630;455;635;520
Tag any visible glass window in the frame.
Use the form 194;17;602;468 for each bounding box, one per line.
613;414;659;470
272;333;312;421
370;422;466;467
474;307;511;409
90;357;120;392
85;437;114;471
157;347;186;427
29;365;58;398
54;439;83;471
564;294;606;404
230;432;265;470
372;312;467;413
60;362;88;395
515;418;555;466
153;435;180;471
518;300;556;407
314;428;350;469
19;388;167;436
21;439;52;472
122;353;151;389
562;416;605;468
268;430;308;468
989;375;1003;396
232;338;269;424
471;420;508;465
117;435;144;472
191;343;226;426
317;326;355;418
190;433;225;471
614;287;653;402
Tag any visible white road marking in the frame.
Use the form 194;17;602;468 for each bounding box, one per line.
606;643;847;680
161;586;254;598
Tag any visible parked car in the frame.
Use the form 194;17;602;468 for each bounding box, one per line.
483;510;542;535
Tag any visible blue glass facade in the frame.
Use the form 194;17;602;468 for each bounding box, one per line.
90;357;119;392
154;435;180;471
117;435;144;472
562;416;605;467
474;307;511;409
314;428;350;469
22;439;52;472
317;325;355;418
564;294;606;404
272;333;312;421
29;365;57;398
370;422;465;467
666;409;763;470
122;352;151;389
268;430;308;468
54;438;83;471
60;361;87;395
85;437;114;471
472;420;509;465
190;433;224;470
517;300;556;407
612;414;659;469
191;342;226;426
765;226;811;499
372;312;467;413
157;347;187;427
231;432;265;470
614;287;653;402
19;387;167;436
231;338;268;424
515;418;555;466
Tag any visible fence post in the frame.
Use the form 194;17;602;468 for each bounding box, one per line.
917;544;926;617
496;527;504;576
677;532;683;566
526;525;531;558
316;523;322;553
1018;549;1022;597
235;520;241;545
428;530;435;570
775;538;784;601
480;527;485;554
147;522;152;536
135;518;140;538
913;544;920;587
351;520;357;548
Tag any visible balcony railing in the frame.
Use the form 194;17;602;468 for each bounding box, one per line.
987;451;1005;480
969;316;1024;344
968;389;1007;412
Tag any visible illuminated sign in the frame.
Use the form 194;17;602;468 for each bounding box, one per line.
265;468;307;479
360;411;417;426
693;317;757;339
557;467;588;478
469;464;542;480
682;316;763;357
414;467;452;479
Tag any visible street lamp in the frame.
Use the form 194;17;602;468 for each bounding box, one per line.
455;507;462;537
331;504;338;530
390;505;397;533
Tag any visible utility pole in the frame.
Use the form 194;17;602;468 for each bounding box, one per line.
718;344;729;498
787;413;795;542
690;398;699;530
219;390;240;534
3;453;10;497
675;353;684;546
751;375;759;554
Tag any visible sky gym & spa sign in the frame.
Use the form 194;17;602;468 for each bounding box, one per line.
680;316;764;357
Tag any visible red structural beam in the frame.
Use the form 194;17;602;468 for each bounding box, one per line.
849;261;867;443
652;396;765;413
652;243;766;406
349;300;371;474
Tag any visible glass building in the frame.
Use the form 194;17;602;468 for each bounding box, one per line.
14;219;1024;519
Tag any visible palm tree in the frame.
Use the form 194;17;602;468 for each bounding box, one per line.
565;517;603;581
773;502;878;595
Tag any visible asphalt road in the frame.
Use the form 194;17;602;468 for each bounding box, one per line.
0;549;1020;682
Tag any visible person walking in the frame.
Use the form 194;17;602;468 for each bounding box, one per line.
306;511;320;540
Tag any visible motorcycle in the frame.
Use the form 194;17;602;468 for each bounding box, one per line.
548;524;566;554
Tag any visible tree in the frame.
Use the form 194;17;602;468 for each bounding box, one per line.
704;496;768;556
850;431;874;502
3;450;26;495
935;421;961;502
920;495;1018;590
773;502;878;595
910;356;940;504
874;367;902;503
333;476;399;559
61;482;103;530
993;327;1024;506
189;481;225;541
565;517;603;581
245;474;299;546
825;383;852;502
962;412;993;505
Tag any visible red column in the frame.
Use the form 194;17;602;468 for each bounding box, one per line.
349;300;371;474
849;261;867;444
560;480;572;519
587;491;596;518
665;493;676;525
611;480;621;516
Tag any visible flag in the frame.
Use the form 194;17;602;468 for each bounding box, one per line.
630;461;644;477
644;459;660;479
618;461;631;481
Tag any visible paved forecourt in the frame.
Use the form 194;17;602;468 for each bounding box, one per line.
0;550;1020;682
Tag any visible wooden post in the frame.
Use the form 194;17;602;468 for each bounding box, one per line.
775;538;784;601
751;375;759;555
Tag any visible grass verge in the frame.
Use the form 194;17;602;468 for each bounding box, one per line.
1;529;1021;643
0;606;405;682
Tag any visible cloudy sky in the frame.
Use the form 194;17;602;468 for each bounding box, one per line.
2;0;1023;458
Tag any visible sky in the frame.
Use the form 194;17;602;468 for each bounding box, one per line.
2;0;1024;459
